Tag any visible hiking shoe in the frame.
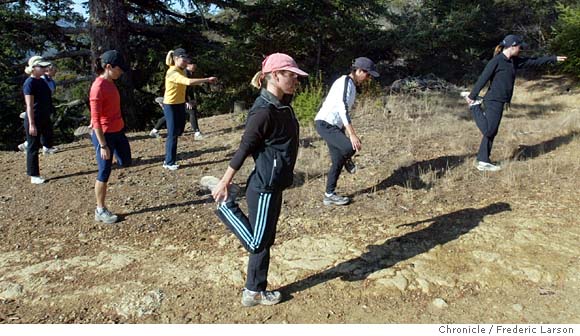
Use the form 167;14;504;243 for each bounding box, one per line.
200;175;240;204
323;193;350;206
74;125;92;137
42;146;58;155
162;163;179;171
194;131;204;140
30;176;45;184
149;129;161;138
241;288;282;307
476;161;501;172
94;208;118;224
18;142;27;152
460;91;483;106
344;158;357;174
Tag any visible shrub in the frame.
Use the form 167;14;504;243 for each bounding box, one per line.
293;72;326;126
552;3;580;78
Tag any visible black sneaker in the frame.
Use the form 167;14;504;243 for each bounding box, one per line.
344;158;357;174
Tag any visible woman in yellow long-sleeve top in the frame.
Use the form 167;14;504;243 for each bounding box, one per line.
162;48;217;170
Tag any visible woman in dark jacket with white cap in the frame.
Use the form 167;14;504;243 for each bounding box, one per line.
314;57;379;205
466;34;567;171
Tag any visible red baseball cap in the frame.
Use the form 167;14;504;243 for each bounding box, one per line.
262;53;308;76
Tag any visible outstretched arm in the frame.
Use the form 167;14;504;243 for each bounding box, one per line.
516;55;565;69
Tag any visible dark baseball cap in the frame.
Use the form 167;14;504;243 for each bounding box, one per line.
173;48;191;62
501;35;528;48
100;50;129;72
353;57;379;77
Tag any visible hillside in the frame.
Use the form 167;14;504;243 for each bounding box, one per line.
0;76;579;323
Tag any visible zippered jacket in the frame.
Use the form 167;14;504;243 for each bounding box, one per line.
229;89;300;192
469;53;556;103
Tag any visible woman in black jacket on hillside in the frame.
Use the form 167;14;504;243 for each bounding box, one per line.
201;53;307;307
466;34;567;171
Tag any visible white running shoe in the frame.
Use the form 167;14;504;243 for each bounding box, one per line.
18;142;27;152
162;163;179;171
149;129;161;138
476;161;501;172
200;175;240;204
30;176;45;184
460;91;483;106
194;131;204;140
42;146;58;155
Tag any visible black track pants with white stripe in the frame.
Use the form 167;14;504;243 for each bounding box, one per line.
214;185;283;291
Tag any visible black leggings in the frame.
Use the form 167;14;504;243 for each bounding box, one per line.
471;100;505;163
316;120;356;195
154;107;199;132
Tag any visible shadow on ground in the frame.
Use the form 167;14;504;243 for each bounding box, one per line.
354;154;471;195
279;202;511;300
511;131;578;161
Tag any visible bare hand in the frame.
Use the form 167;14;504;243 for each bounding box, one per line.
557;56;567;62
100;147;111;160
29;124;37;136
211;179;229;204
186;102;193;110
350;135;362;152
207;77;218;84
465;97;475;105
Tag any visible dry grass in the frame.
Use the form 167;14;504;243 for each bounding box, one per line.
293;75;579;216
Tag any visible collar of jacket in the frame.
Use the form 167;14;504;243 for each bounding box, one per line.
258;89;293;109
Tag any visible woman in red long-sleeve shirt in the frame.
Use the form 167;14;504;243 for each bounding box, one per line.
89;50;132;224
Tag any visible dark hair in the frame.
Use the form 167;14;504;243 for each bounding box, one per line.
95;57;105;75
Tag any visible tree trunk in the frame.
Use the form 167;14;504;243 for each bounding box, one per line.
88;0;139;129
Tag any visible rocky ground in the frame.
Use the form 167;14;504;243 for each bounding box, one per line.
0;76;579;324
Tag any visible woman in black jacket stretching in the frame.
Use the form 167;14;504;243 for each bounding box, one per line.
466;34;567;171
204;53;307;307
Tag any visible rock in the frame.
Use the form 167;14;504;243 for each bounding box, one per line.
512;304;524;312
432;298;448;309
0;282;24;299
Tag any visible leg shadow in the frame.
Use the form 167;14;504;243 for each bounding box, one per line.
511;131;578;161
279;202;511;299
354;154;471;196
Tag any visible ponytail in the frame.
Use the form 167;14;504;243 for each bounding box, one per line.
250;71;271;89
494;44;504;56
165;50;175;66
95;57;105;75
250;71;263;89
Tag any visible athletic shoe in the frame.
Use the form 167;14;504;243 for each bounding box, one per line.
42;146;58;155
200;175;240;204
476;161;501;172
162;163;179;171
73;125;92;137
19;112;26;119
241;288;282;307
323;193;350;206
344;158;357;174
94;208;118;224
154;97;164;105
194;131;204;140
18;142;27;152
460;91;483;106
30;176;45;184
149;129;161;138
